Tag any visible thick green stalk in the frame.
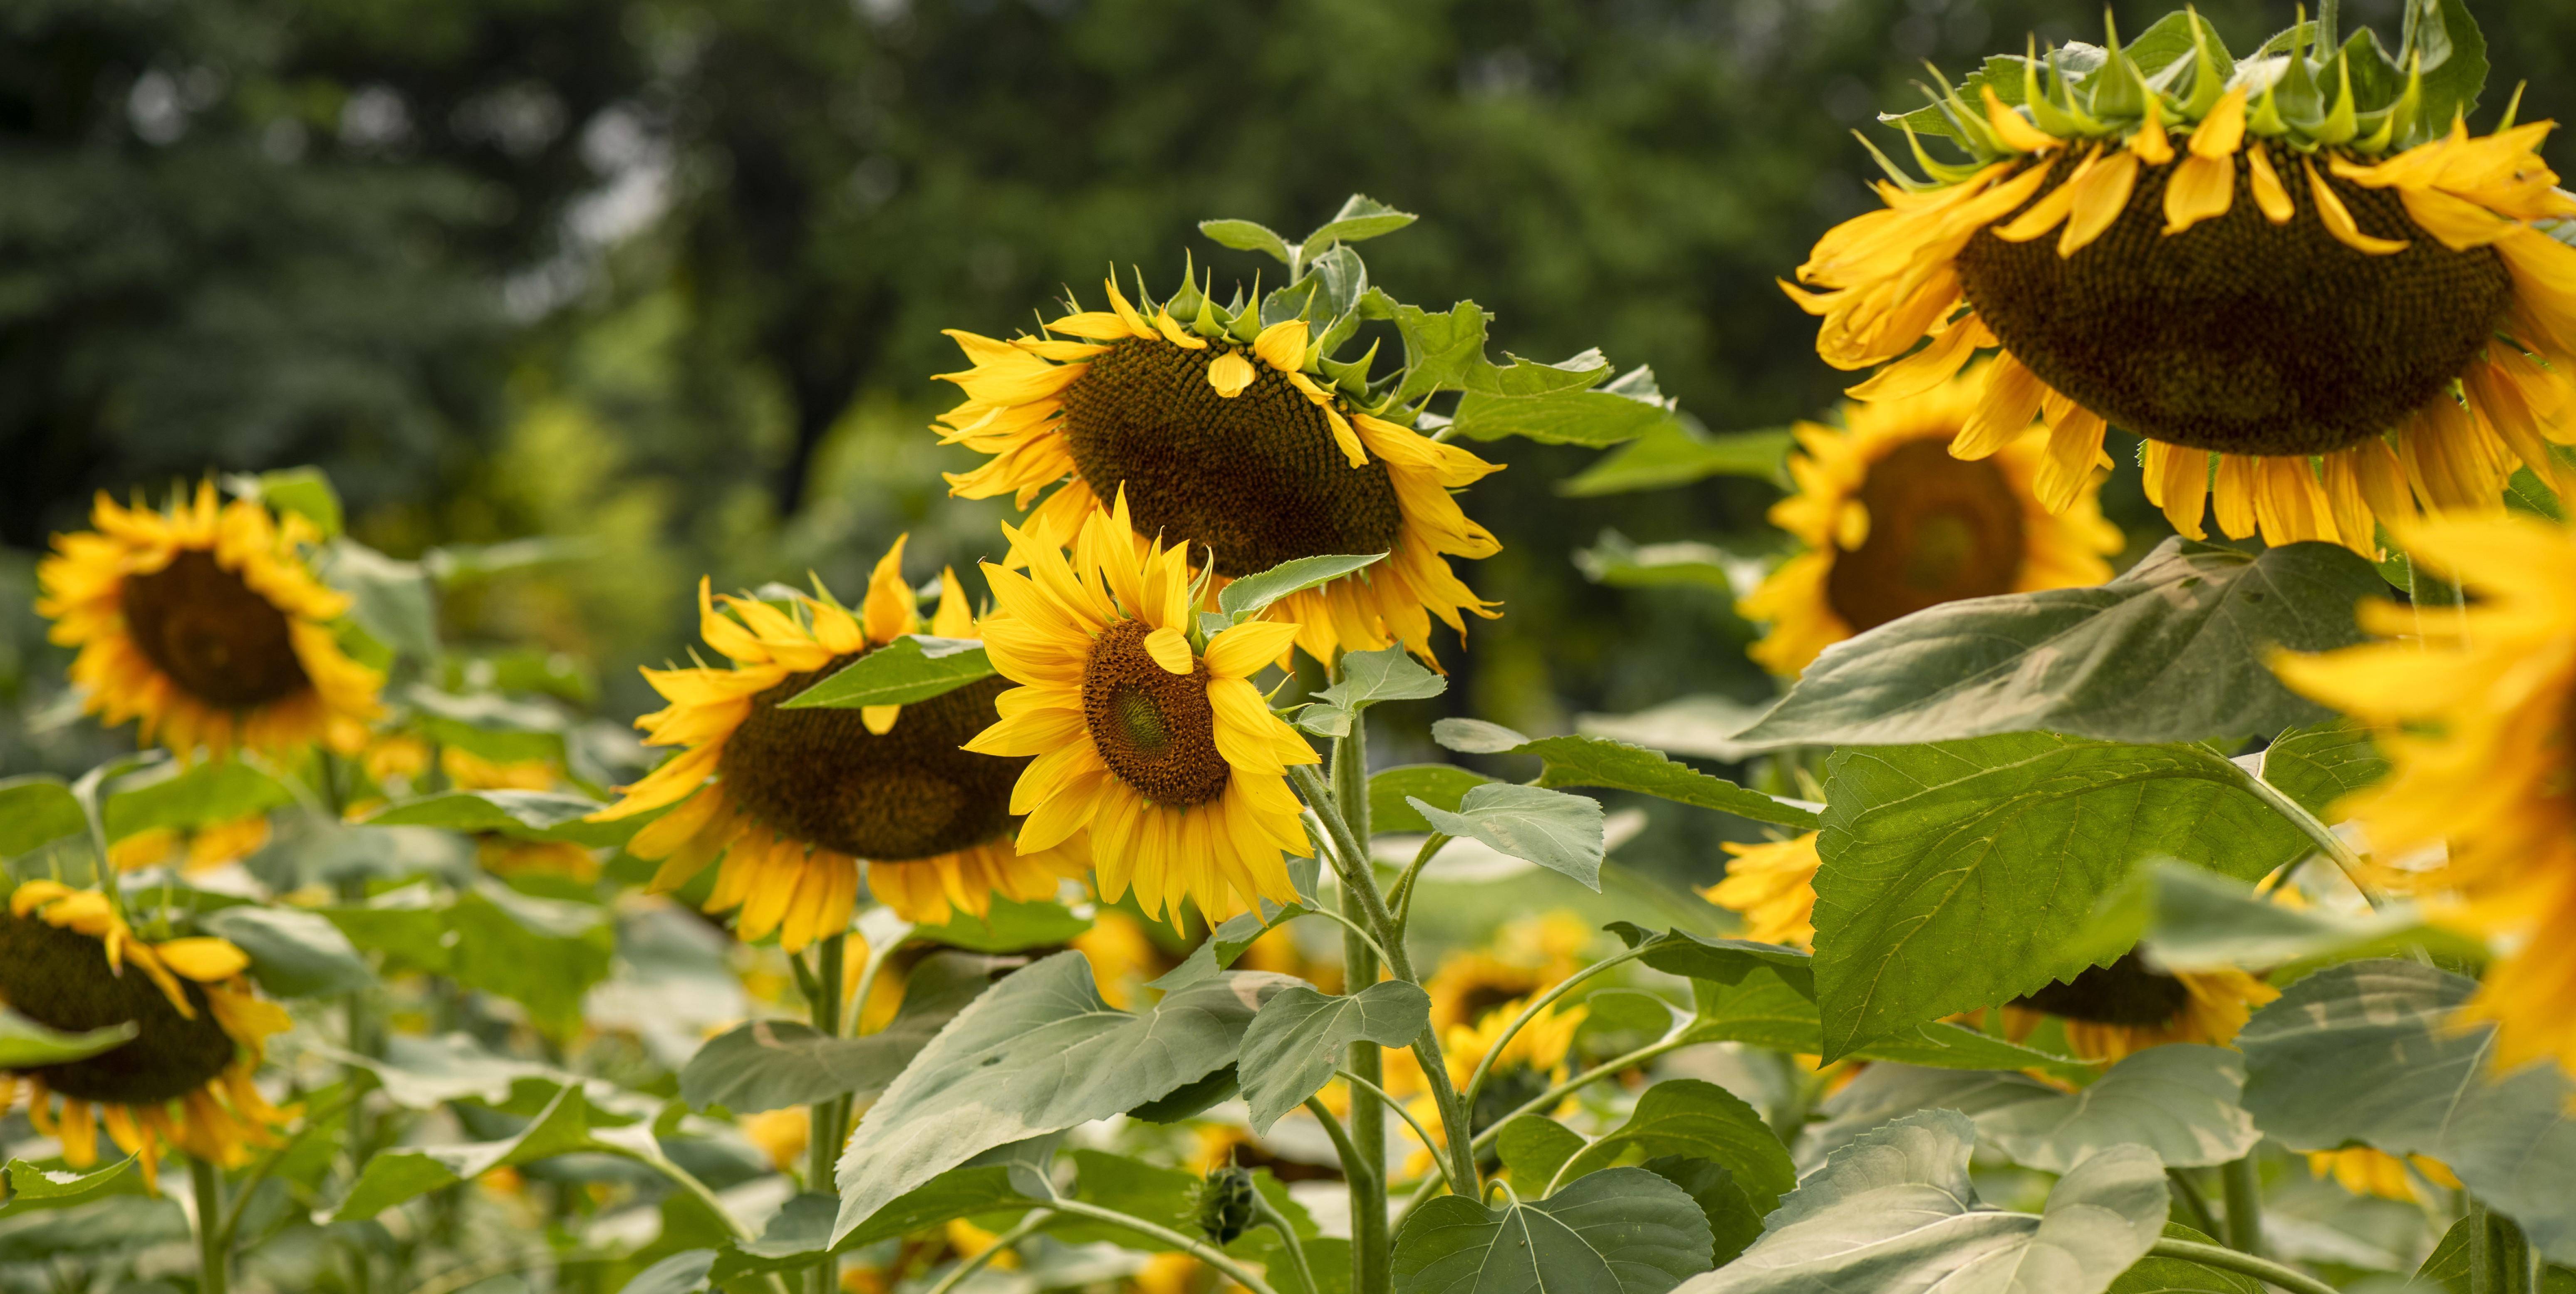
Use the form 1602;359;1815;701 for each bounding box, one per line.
2148;1239;2341;1294
193;1158;230;1294
807;934;847;1294
1328;720;1391;1294
2219;1155;2263;1254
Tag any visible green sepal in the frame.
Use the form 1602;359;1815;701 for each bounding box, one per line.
1895;121;1992;185
2312;51;2361;144
1855;129;1932;191
1192;282;1232;339
1166;253;1206;321
1317;338;1380;398
2177;14;2237;118
1226;272;1265;344
2086;15;2149;121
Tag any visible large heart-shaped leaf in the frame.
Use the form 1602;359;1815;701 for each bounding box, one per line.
1553;1080;1794;1211
1522;735;1818;830
830;953;1291;1244
1238;981;1430;1131
1392;1166;1715;1294
2236;960;2576;1261
1675;1111;2168;1294
1813;735;2307;1058
1731;539;2379;750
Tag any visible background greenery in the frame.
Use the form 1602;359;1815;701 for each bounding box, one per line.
7;0;2570;881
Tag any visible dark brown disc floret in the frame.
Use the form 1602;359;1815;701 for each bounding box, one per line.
119;550;310;709
1955;148;2515;456
718;653;1025;861
1825;439;2027;633
0;912;235;1105
1081;620;1230;808
1058;339;1405;576
2013;953;2192;1027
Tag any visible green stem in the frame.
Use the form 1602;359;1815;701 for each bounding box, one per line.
1397;1031;1697;1223
1041;1198;1286;1294
1339;1069;1456;1196
923;1209;1053;1294
1247;1183;1321;1294
193;1158;229;1294
807;934;847;1294
1316;725;1390;1294
2210;747;2381;908
213;1089;360;1253
1304;1096;1367;1183
1460;947;1648;1118
2148;1239;2341;1294
1387;832;1451;927
2219;1155;2264;1254
2165;1167;2220;1242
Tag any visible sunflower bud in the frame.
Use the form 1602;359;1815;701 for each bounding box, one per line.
1196;1164;1258;1246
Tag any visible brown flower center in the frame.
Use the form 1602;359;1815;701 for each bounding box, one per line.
0;912;235;1104
1825;438;2026;633
718;652;1025;861
119;550;311;709
1058;339;1406;576
1955;148;2514;456
1082;620;1230;808
2013;953;2190;1027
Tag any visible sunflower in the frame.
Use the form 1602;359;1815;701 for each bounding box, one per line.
1741;367;2120;674
1701;833;1826;949
1422;911;1596;1033
2273;514;2576;1071
1388;993;1588;1178
2304;1146;2461;1202
1787;13;2576;553
2006;953;2277;1064
936;273;1502;664
36;482;381;762
965;494;1318;925
108;814;272;877
0;882;294;1190
591;536;1087;949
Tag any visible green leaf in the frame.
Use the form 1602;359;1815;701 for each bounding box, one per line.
1392;1166;1715;1294
359;788;633;847
2236;960;2576;1262
1303;645;1447;737
830;953;1291;1244
1412;784;1606;890
1371;765;1495;835
1300;194;1418;250
2256;720;2388;819
200;904;375;997
1559;421;1793;495
679;952;1008;1113
2414;1214;2576;1294
1148;902;1309;992
1239;981;1430;1131
1812;735;2308;1059
1642;1157;1767;1268
1574;533;1741;593
909;895;1092;952
1972;1045;2260;1172
0;1158;142;1219
1219;553;1386;622
1127;1063;1241;1124
1431;717;1531;754
1201;218;1293;262
102;759;292;841
319;538;441;664
2403;0;2487;148
227;465;345;538
1522;734;1819;830
617;1249;716;1294
0;1009;136;1068
327;881;614;1036
716;1146;1049;1275
2109;1225;2264;1294
407;685;572;765
333;1084;603;1221
0;776;84;858
1677;1112;2168;1294
2077;860;2481;978
780;636;993;710
1732;539;2380;750
1387;304;1607;405
1448;382;1672;448
1497;1116;1588;1190
1554;1079;1794;1211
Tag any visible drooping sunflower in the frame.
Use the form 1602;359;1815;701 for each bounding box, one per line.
0;882;295;1188
2006;953;2277;1064
592;536;1086;948
1740;367;2120;675
2272;513;2576;1071
965;494;1318;924
1787;12;2576;552
37;482;381;761
1701;833;1827;949
937;272;1502;664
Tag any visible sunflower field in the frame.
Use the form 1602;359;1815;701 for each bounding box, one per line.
7;0;2576;1292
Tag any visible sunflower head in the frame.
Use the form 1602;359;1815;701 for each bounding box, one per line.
36;482;383;762
966;494;1320;925
1739;368;2120;675
594;535;1085;945
936;205;1524;665
0;882;294;1185
2008;952;2276;1064
1792;5;2576;553
1701;832;1826;949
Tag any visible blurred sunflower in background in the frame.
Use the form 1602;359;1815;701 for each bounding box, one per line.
0;882;294;1188
1422;911;1595;1032
2304;1146;2461;1202
967;495;1316;925
594;536;1085;950
1386;992;1588;1178
1701;834;1826;948
1788;11;2576;552
1740;367;2120;675
938;273;1501;664
36;482;381;761
2006;952;2276;1064
107;814;272;877
2274;514;2576;1071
